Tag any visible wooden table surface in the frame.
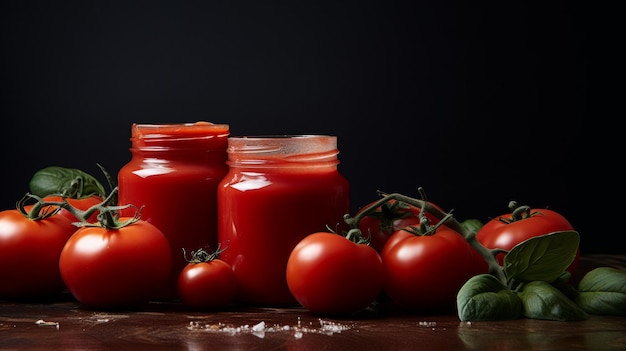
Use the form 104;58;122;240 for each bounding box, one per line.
2;255;625;351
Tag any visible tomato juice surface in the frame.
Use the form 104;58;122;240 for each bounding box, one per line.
218;135;350;305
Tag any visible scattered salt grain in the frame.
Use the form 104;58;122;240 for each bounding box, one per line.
251;321;266;338
35;319;59;330
251;321;265;332
187;317;354;339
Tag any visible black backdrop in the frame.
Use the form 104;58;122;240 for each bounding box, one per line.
1;2;622;254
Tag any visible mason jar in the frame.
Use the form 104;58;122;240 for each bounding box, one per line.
218;135;350;305
117;121;229;298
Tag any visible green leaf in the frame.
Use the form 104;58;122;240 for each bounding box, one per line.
550;271;579;301
504;231;579;283
457;274;522;321
518;281;589;321
29;166;107;199
576;267;626;316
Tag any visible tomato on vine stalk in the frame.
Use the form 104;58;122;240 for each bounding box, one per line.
356;189;444;253
177;245;236;310
59;188;172;309
475;201;580;274
286;230;384;315
454;201;588;322
380;213;488;311
0;194;78;298
344;189;499;311
23;195;104;223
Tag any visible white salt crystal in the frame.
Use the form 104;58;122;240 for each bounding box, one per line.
252;321;266;332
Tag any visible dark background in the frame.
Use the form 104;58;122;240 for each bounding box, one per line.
1;2;622;254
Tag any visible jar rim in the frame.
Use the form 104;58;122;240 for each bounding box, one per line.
129;122;230;149
132;121;230;139
228;134;332;140
226;135;339;166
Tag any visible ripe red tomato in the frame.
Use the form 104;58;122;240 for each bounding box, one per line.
357;199;443;253
24;195;103;223
381;225;485;312
475;207;579;274
177;249;236;310
0;209;77;298
59;218;172;308
286;232;384;315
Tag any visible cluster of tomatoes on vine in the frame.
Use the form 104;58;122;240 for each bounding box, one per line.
285;188;585;317
287;189;626;321
0;166;235;310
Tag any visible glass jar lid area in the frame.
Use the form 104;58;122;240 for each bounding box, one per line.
130;121;230;149
227;135;340;166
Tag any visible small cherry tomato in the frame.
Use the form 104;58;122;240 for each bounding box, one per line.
177;247;236;310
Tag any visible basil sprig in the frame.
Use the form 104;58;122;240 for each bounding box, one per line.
29;166;107;199
458;231;625;321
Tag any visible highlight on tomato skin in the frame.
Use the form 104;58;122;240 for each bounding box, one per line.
380;225;487;312
286;231;384;316
59;218;173;309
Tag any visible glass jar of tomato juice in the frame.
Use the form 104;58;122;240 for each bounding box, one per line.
117;121;229;299
218;135;350;305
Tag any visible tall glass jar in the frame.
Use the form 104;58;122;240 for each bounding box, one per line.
218;135;350;305
117;121;229;299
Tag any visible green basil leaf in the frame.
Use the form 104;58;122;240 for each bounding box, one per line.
518;280;589;321
550;271;580;301
504;231;579;283
576;267;626;316
457;274;522;321
29;166;106;199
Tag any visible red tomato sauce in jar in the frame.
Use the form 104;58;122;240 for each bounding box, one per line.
117;122;229;299
218;135;350;305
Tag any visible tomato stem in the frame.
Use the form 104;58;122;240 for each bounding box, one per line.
497;202;546;224
96;163;118;205
27;187;143;230
57;188;117;224
183;244;227;263
95;203;142;229
345;228;369;244
16;193;62;220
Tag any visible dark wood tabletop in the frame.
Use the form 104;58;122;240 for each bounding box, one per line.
2;255;625;351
